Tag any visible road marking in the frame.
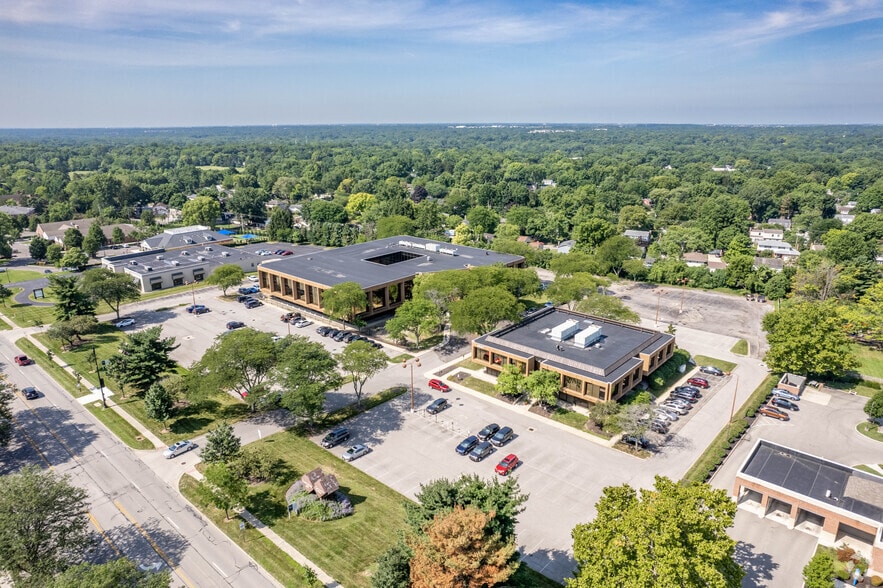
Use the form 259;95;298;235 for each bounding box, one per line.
23;402;80;462
87;512;121;556
211;561;227;576
13;418;53;469
113;500;196;588
165;516;179;530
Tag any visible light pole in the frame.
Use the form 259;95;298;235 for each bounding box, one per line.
186;281;197;309
402;357;422;412
655;289;666;326
678;278;688;314
91;345;107;409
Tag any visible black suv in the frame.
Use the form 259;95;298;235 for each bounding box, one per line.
468;441;493;462
477;423;500;442
316;326;332;336
426;398;449;415
490;426;513;447
321;427;350;448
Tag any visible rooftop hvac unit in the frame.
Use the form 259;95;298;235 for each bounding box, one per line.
197;256;206;261
439;247;458;256
574;325;603;348
183;238;194;244
204;247;213;251
204;235;214;241
145;267;153;272
181;251;189;256
221;252;230;257
171;260;180;266
550;319;580;342
129;261;138;265
155;255;164;260
425;243;440;252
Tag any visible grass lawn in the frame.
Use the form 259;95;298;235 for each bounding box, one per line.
730;339;748;355
456;359;483;371
3;300;56;327
852;343;883;379
15;337;154;450
853;464;883;477
857;421;883;443
0;268;47;283
388;353;413;363
692;355;738;373
461;376;498;396
237;432;411;588
179;475;311;588
0;316;11;330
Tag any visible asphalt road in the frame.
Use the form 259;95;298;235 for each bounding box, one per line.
0;335;279;587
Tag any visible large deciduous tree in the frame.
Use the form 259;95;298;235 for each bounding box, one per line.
266;207;293;241
197;462;248;520
59;247;89;270
45;557;171;588
763;300;859;377
81;267;140;319
45;315;98;348
408;506;517;588
48;274;96;321
449;286;521;335
0;377;14;448
181;196;221;228
190;328;279;412
206;264;245;296
273;337;341;424
0;213;20;258
82;222;108;258
384;298;440;349
29;236;49;261
144;382;174;430
574;294;640;323
0;466;91;584
569;476;743;588
546;273;601;309
526;369;561;407
104;326;179;395
321;281;367;326
595;235;641;278
336;341;388;407
495;364;527;398
62;227;83;250
864;390;883;421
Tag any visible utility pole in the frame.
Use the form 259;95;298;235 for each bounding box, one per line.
402;357;422;412
91;345;107;409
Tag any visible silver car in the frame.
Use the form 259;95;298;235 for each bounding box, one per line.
162;440;196;459
341;444;371;462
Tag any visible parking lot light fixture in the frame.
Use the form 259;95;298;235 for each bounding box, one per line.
403;357;422;412
186;280;197;309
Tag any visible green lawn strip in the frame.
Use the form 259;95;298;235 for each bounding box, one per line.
321;386;407;429
456;359;483;370
730;339;748;355
3;300;56;327
547;408;611;440
681;374;779;485
857;421;883;443
691;355;737;373
507;564;564;587
242;432;410;588
461;375;498;396
15;337;154;450
179;474;310;588
34;325;129;388
388;353;413;363
0;268;47;283
0;315;11;330
851;343;883;379
853;464;883;477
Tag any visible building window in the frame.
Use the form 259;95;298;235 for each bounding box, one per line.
283;279;292;297
371;288;385;310
474;348;490;362
193;272;205;281
562;375;580;393
150;281;163;291
259;272;269;289
172;276;184;287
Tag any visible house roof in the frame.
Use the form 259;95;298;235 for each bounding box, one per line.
0;205;35;216
623;230;651;239
141;226;233;250
683;252;708;263
753;257;785;270
37;218;137;242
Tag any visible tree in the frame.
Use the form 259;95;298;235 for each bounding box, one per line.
0;213;20;258
763;301;859;377
111;226;125;245
104;326;179;395
864;390;883;421
822;229;875;263
573;218;616;250
384;298;440;349
376;215;416;239
80;267;140;319
273;337;341;425
46;242;64;264
0;378;14;448
336;341;388;407
45;557;171;588
197;462;248;520
526;369;560;407
345;192;377;220
595;235;641;277
449;286;521;335
0;466;91;584
82;222;107;258
144;382;174;430
408;506;517;588
0;284;11;307
63;227;83;250
465;206;500;234
546;273;601;309
574;294;640;323
48;274;96;321
322;281;367;326
266;207;293;241
59;247;89;270
200;421;242;464
45;315;98;348
29;236;48;260
569;476;743;588
206;264;245;296
495;364;527;398
181;196;221;227
190;328;279;412
802;550;835;588
763;271;790;303
372;541;412;588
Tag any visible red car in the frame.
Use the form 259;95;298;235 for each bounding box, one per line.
495;454;519;476
13;355;33;366
428;379;451;393
687;377;710;389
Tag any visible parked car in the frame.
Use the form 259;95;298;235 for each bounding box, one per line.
237;295;254;303
280;250;294;256
671;391;699;403
185;304;207;313
341;444;371;462
281;312;301;322
326;329;341;339
316;326;332;336
456;435;479;455
687;377;710;389
490;426;514;447
238;286;259;295
332;330;348;342
649;420;669;434
321;427;350;448
758;405;790;421
22;386;39;400
653;408;678;422
193;306;210;315
468;441;494;462
495;454;519;476
771;388;800;402
661;401;690;415
115;318;135;328
247;275;259;282
13;355;33;366
163;440;196;459
770;397;800;411
699;366;725;376
428;379;451;393
226;321;246;330
273;250;285;255
477;423;500;442
244;299;263;309
621;434;649;449
342;333;360;343
294;319;312;328
675;385;700;395
426;398;449;415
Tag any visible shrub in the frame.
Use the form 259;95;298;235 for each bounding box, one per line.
649;349;691;390
869;575;882;586
229;445;280;484
836;544;856;562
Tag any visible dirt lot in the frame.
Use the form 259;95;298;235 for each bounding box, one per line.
608;281;772;359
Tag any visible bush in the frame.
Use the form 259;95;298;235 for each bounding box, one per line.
836;544;856;562
649;349;691;390
588;401;622;433
229;445;281;484
870;575;882;586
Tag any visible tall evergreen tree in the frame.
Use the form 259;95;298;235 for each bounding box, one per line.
104;326;178;395
48;274;96;321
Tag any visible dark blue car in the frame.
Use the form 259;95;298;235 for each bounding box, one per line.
456;435;478;456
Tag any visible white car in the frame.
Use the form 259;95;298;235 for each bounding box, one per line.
247;276;259;282
162;440;196;459
115;318;136;328
341;444;370;462
294;319;313;328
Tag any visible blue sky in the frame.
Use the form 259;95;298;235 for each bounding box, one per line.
1;0;882;127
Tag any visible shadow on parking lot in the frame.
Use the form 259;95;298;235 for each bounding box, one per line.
522;546;573;581
734;541;777;587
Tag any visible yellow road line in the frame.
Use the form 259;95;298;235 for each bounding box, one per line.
113;500;196;588
24;404;80;462
87;512;121;556
13;418;53;470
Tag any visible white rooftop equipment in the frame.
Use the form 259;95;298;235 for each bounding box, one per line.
574;325;603;348
550;319;580;342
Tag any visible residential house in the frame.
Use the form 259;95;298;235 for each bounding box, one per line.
753;257;785;271
0;205;35;217
749;227;784;244
683;252;708;268
766;217;792;230
140;225;233;252
756;240;800;258
36;218;138;245
623;230;651;247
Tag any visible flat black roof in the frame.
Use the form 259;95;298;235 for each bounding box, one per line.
474;308;674;384
259;236;523;289
740;440;883;524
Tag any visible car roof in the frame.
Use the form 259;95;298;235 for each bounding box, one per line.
496;426;512;434
503;453;517;461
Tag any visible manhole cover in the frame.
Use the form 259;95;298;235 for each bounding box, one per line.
527;427;535;432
